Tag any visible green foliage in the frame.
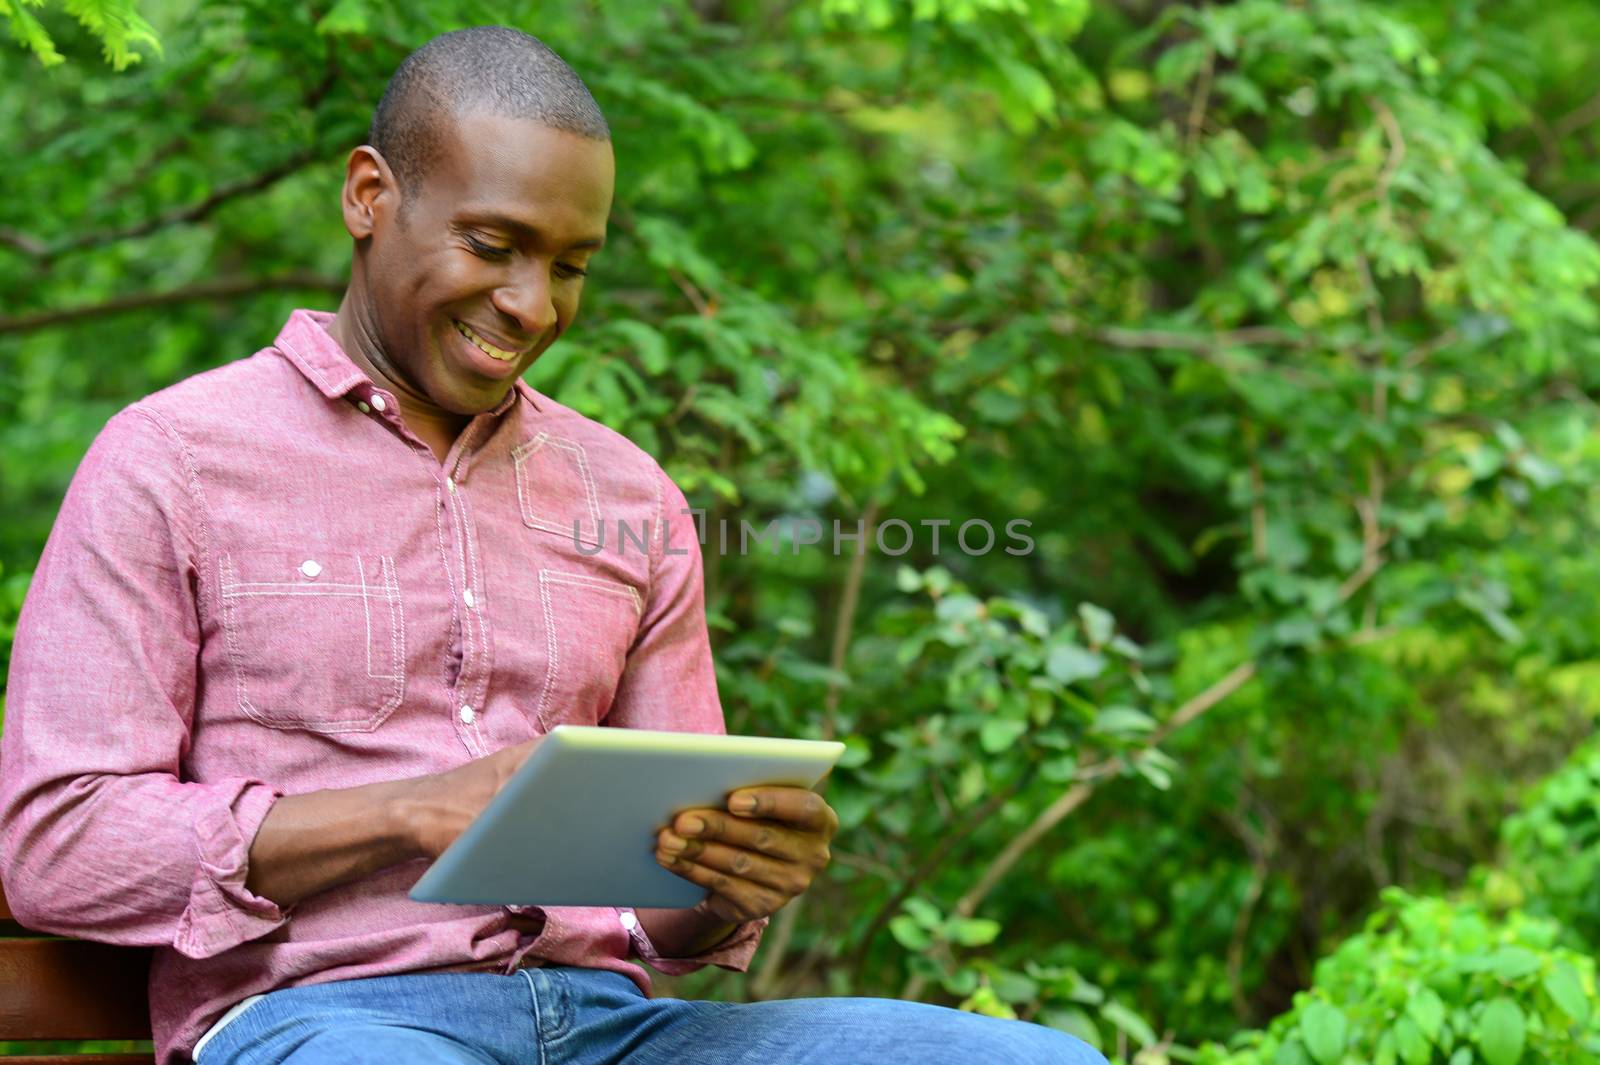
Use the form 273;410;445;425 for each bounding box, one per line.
1495;743;1600;952
2;0;159;69
5;0;1600;1061
1198;891;1600;1064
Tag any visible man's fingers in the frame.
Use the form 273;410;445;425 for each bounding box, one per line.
654;851;786;923
726;787;840;836
668;810;818;863
657;834;809;895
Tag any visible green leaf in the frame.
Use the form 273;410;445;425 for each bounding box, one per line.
1476;998;1525;1065
1040;1007;1101;1049
994;56;1057;120
946;917;1002;947
888;915;932;952
1077;602;1115;645
1489;948;1540;981
1100;1001;1156;1047
837;736;871;769
979;718;1028;753
1300;1002;1348;1065
1046;643;1106;685
1543;963;1590;1024
1133;751;1174;790
1408;987;1446;1042
315;0;370;35
959;984;1017;1019
1393;1016;1429;1065
1273;1040;1313;1065
936;594;983;623
1090;705;1156;736
989;967;1039;1003
903;897;942;929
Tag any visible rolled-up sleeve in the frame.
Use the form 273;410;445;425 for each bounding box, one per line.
0;407;288;957
603;464;765;971
621;904;765;975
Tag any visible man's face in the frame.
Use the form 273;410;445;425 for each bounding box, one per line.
359;112;615;415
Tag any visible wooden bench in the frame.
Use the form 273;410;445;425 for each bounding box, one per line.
0;881;154;1063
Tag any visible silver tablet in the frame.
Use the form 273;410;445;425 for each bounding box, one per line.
409;725;846;908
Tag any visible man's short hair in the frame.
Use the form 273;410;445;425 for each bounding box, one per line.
368;26;610;196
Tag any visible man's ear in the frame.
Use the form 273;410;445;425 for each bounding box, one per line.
342;145;398;241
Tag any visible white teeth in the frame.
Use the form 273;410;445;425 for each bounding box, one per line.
453;320;519;361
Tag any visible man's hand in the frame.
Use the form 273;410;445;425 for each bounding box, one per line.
654;786;838;924
401;737;542;858
246;737;541;909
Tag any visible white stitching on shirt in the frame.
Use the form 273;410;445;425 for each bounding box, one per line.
217;551;405;732
513;433;604;545
648;463;665;604
129;407;213;724
533;570;643;732
222;582;365;593
276;331;364;399
217;552;252;730
534;571;560;732
276;334;335;395
555;437;603;531
540;570;642;615
384;555;406;690
358;556;378;680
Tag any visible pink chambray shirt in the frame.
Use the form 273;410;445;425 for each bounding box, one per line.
0;309;763;1064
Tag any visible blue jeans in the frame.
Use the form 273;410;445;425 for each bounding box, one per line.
197;967;1107;1065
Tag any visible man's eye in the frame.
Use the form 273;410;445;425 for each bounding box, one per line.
556;263;589;280
464;235;512;260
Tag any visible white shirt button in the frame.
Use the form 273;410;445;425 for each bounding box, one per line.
458;704;475;724
463;588;476;609
446;476;457;493
619;910;639;932
299;559;322;578
370;394;388;412
357;401;370;413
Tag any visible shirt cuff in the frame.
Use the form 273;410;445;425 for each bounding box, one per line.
620;907;767;976
172;780;290;959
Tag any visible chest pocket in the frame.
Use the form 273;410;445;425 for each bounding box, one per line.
218;550;406;733
533;569;642;731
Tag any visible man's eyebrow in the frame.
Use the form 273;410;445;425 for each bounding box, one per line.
456;212;606;250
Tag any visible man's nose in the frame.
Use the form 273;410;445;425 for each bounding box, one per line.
490;264;558;337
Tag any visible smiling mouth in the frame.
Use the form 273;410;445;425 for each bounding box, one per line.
452;320;527;362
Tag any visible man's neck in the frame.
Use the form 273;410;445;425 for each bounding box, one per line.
328;292;469;464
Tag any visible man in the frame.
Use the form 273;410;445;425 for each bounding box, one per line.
0;26;1103;1065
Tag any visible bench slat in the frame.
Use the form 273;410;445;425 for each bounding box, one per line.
0;1049;155;1055
0;1057;155;1064
0;938;153;1040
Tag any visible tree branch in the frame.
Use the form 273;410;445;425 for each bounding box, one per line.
1186;47;1215;150
850;768;1034;982
44;148;328;257
1554;89;1600;138
750;500;880;999
1369;97;1407;214
897;659;1261;1001
0;273;346;335
960;660;1260;920
1067;321;1312;351
0;228;48;258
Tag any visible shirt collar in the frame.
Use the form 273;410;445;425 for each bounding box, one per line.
272;308;541;415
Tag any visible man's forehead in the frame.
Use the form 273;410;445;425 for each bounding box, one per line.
422;111;613;219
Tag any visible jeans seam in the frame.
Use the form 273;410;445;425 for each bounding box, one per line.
518;968;547;1065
